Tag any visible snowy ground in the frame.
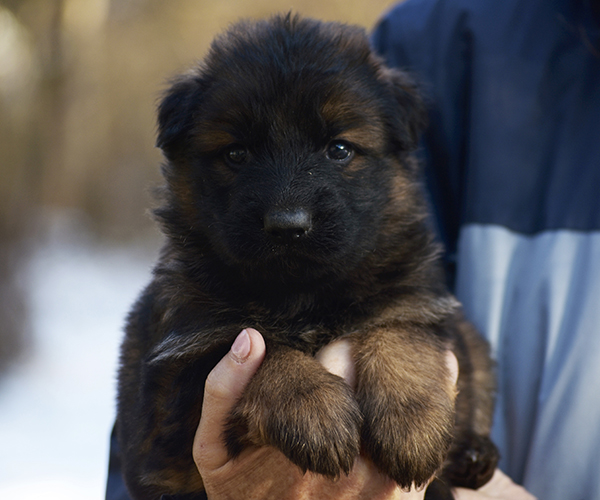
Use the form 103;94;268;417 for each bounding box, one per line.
0;216;160;500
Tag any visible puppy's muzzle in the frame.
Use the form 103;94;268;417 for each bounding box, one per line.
264;208;312;242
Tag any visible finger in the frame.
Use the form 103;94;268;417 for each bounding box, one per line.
452;488;487;500
315;338;356;388
454;469;538;500
477;469;538;499
445;350;459;386
193;328;266;472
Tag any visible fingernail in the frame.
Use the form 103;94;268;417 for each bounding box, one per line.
231;329;251;362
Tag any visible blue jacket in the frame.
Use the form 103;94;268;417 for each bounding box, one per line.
372;1;600;499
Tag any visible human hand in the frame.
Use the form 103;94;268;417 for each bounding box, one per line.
453;469;537;500
193;329;431;500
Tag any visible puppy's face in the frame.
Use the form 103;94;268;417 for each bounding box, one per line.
156;16;425;286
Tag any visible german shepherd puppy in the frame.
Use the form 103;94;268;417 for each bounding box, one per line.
117;14;498;500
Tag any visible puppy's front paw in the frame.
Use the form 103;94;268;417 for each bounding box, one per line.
353;325;457;488
359;386;454;489
224;351;362;477
267;371;363;476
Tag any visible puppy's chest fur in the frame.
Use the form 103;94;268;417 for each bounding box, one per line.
149;244;452;355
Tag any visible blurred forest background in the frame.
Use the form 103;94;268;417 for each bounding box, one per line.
0;0;400;374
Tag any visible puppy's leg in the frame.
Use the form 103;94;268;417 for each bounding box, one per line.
353;325;456;489
224;344;362;477
442;318;499;490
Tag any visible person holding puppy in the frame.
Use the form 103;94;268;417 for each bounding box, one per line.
108;0;598;497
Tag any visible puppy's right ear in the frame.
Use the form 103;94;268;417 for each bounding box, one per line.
156;74;201;158
376;65;428;153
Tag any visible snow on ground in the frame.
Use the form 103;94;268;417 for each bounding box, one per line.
0;215;160;500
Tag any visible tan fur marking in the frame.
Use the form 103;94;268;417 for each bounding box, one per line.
351;324;457;488
194;127;235;154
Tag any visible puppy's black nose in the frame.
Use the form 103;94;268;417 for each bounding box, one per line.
264;208;312;241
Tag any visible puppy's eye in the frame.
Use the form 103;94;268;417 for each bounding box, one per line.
224;144;249;164
326;141;354;162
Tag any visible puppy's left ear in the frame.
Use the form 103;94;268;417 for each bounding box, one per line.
156;74;202;158
377;66;428;152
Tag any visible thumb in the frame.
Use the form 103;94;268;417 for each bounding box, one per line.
193;328;266;472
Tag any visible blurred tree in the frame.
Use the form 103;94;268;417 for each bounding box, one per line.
0;1;44;372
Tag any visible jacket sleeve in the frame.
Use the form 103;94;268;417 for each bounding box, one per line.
105;424;132;500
